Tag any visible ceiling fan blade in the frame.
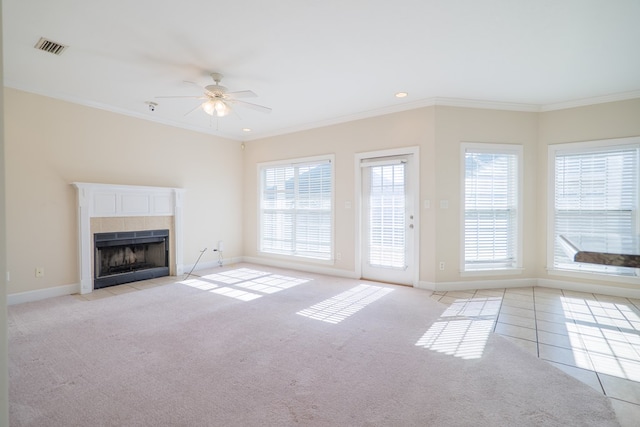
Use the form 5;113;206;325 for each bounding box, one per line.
227;99;272;114
225;90;257;99
156;95;205;99
184;102;204;117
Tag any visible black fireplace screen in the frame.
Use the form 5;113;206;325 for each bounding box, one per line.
94;229;169;289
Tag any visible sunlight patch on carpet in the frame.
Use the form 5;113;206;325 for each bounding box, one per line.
178;268;310;301
297;284;393;324
561;296;640;382
416;297;501;359
179;278;219;291
235;274;309;294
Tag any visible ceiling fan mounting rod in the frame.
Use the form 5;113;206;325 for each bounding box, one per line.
210;72;224;84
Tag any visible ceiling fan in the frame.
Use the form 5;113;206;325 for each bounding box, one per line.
157;72;272;118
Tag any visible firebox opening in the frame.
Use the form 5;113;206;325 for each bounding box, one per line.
94;229;169;289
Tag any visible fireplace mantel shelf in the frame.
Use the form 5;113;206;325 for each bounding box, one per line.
72;183;185;294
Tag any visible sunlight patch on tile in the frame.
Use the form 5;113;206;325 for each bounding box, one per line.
416;297;502;360
562;296;640;382
297;284;393;324
416;318;495;359
441;297;502;318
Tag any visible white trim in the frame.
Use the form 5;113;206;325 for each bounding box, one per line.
9;81;640;143
546;268;640;286
5;81;241;141
537;278;640;300
241;256;359;279
354;146;420;286
540;90;640;112
433;278;537;292
460;143;523;273
72;182;185;294
182;256;243;274
8;283;80;305
416;280;436;291
547;136;640;275
460;268;524;277
256;154;336;262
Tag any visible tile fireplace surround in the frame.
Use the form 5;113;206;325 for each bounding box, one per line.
73;183;185;294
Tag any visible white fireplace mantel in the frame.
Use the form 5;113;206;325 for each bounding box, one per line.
72;182;185;294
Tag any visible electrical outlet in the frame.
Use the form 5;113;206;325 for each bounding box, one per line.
336;252;342;261
439;261;445;271
217;240;224;252
35;267;45;278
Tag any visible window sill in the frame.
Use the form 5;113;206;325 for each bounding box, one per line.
460;268;523;277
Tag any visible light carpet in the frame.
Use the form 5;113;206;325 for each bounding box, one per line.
9;264;619;426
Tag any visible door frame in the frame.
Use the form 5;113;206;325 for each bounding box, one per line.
354;146;420;286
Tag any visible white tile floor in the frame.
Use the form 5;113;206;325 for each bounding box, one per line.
431;286;640;427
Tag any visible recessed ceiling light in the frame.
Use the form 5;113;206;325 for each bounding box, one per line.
395;92;408;98
242;128;252;132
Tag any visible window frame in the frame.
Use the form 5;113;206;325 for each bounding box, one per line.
460;142;523;275
547;136;640;280
257;154;335;263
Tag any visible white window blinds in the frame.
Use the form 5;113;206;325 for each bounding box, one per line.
553;144;639;275
463;146;520;270
260;159;333;260
365;161;406;269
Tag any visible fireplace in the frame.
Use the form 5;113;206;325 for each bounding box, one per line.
94;229;170;289
74;182;184;294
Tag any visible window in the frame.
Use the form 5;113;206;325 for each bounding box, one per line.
462;143;522;271
259;156;333;261
549;138;639;276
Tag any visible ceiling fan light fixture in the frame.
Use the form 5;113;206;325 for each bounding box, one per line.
214;100;231;117
202;100;216;116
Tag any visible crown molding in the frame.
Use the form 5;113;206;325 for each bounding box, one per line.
4;81;240;141
433;97;540;112
7;81;640;142
539;90;640;112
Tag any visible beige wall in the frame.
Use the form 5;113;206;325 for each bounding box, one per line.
5;86;640;297
1;6;10;421
243;106;540;286
537;98;640;290
242;107;436;279
5;88;244;295
433;106;539;283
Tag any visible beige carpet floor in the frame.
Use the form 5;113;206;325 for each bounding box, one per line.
9;265;620;426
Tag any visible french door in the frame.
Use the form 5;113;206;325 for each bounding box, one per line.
359;151;417;285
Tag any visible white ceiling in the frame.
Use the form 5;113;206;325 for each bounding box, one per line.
4;0;640;141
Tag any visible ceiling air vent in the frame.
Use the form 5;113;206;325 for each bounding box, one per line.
34;37;68;56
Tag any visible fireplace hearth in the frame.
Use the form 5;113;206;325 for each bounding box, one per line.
94;229;169;289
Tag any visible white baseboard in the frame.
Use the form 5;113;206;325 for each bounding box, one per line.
8;283;80;305
182;257;243;275
537;278;640;299
240;256;359;280
8;266;640;305
428;278;538;292
416;281;435;291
